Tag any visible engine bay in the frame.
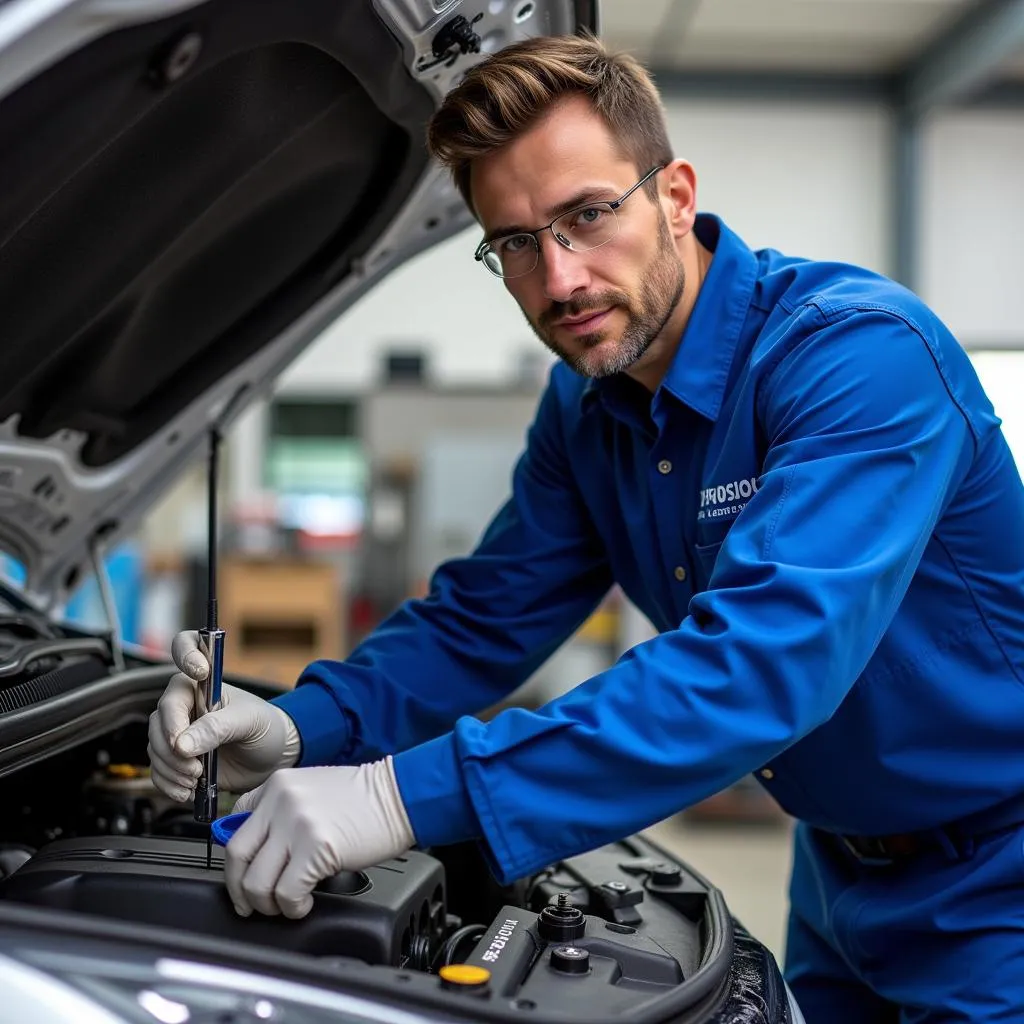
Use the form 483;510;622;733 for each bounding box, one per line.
0;596;793;1023
0;708;751;1022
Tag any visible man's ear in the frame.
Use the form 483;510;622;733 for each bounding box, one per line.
659;159;697;240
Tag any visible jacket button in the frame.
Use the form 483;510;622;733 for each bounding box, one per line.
657;460;673;475
760;768;774;780
674;566;686;581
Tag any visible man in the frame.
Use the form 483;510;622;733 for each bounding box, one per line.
148;34;1024;1022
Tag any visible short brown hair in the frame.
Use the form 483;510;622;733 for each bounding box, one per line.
426;34;673;214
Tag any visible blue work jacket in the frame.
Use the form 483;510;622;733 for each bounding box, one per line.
272;214;1024;885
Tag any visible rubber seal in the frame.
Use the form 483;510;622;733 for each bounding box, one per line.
210;810;251;847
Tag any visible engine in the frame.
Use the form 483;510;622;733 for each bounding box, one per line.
0;728;737;1012
0;834;447;968
0;631;792;1023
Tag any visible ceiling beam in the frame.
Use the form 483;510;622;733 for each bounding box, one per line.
897;0;1024;114
650;69;894;104
650;67;1024;110
970;78;1024;106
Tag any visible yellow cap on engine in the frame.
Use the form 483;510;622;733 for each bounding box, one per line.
438;964;491;988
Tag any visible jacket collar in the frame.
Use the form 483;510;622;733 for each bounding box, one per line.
581;213;759;422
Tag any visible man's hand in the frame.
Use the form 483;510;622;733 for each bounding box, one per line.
147;631;302;801
225;758;415;919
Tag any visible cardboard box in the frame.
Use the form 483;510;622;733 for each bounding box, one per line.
218;557;344;689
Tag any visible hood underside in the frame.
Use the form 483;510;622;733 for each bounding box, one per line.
0;0;596;604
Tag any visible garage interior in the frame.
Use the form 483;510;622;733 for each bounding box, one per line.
4;0;1023;963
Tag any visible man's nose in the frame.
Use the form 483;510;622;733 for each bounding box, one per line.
539;234;589;302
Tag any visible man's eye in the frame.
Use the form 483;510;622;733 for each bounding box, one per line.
567;207;608;232
500;234;532;254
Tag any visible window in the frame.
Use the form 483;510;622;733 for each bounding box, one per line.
969;351;1024;473
265;398;367;539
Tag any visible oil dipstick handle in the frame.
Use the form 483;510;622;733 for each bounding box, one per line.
193;624;226;824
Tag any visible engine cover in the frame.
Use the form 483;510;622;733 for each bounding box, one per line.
0;834;446;966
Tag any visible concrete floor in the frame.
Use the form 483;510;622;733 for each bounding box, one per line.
644;816;795;962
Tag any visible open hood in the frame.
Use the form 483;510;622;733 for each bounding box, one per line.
0;0;597;606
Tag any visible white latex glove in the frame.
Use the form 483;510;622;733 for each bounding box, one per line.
147;630;302;801
226;758;415;919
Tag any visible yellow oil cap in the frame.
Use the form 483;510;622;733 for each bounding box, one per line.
438;964;491;989
107;764;147;778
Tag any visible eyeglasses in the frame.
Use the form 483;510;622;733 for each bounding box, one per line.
474;166;664;280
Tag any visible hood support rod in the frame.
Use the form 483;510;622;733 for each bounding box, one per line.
194;428;226;869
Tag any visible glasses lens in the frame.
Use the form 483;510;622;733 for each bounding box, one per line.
552;203;618;252
481;248;505;277
483;235;538;278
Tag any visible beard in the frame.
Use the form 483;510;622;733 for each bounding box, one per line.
528;218;686;379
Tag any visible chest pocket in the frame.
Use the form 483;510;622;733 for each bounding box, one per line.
694;466;763;587
693;538;724;589
693;504;743;589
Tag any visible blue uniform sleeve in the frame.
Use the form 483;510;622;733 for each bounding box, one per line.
394;307;978;882
269;368;614;769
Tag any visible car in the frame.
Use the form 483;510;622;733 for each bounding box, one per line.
0;1;805;1021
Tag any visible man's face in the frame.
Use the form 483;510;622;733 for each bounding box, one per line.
471;95;685;379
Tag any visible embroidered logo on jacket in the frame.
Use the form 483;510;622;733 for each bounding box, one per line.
697;476;759;521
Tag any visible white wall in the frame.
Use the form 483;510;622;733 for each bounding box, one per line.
917;110;1024;473
663;100;892;273
920;110;1024;346
279;97;894;392
278;227;543;391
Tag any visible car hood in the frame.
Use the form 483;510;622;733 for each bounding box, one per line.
0;0;596;607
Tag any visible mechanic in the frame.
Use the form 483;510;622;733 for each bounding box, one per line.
149;34;1024;1023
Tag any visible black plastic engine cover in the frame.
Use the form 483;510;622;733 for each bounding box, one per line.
0;834;445;966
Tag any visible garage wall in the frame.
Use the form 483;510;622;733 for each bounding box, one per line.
278;226;541;392
919;109;1024;347
278;97;893;392
662;99;892;274
916;111;1024;473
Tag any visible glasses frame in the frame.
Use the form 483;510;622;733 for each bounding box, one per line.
474;165;664;279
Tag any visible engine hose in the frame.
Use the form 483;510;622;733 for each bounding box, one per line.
432;924;487;971
406;934;434;972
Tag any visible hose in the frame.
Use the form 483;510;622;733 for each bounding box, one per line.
431;924;487;971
